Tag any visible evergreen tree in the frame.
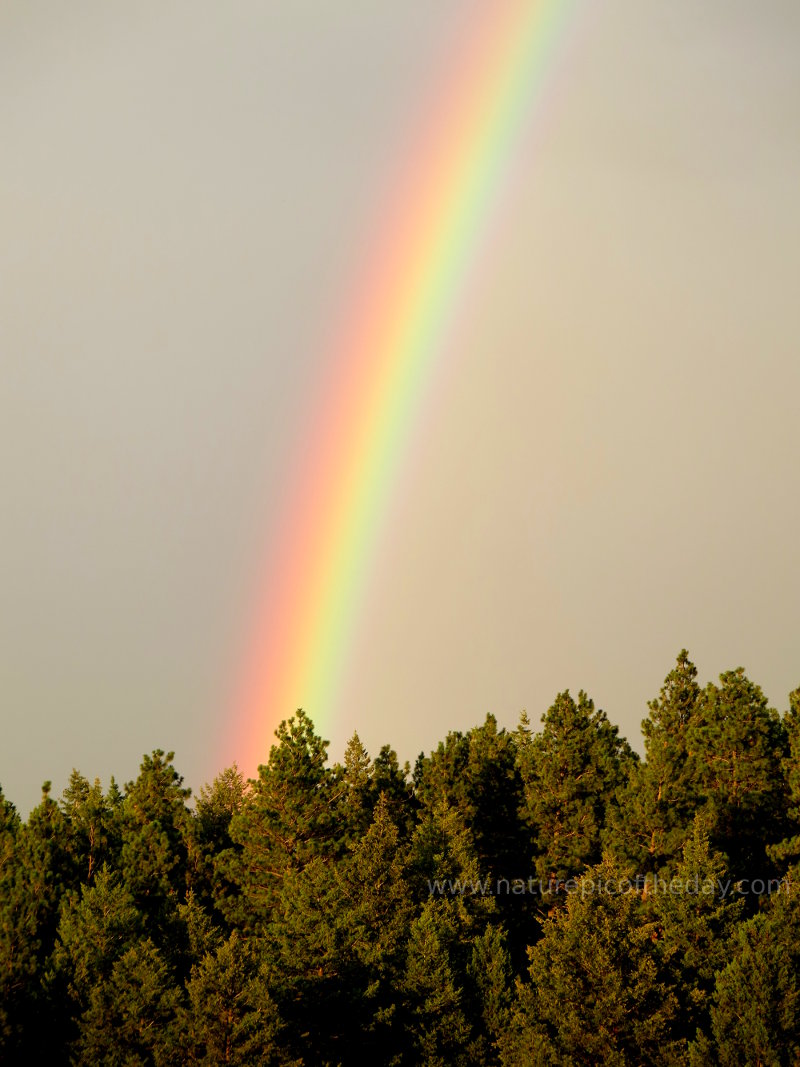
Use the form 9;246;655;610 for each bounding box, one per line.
73;938;184;1066
409;798;495;929
0;785;25;1056
522;691;635;886
265;794;412;1064
119;751;192;941
184;931;294;1066
219;710;341;932
334;793;414;1057
401;900;475;1067
686;668;786;882
415;716;530;885
467;924;514;1062
335;734;415;845
337;732;377;842
189;764;248;918
506;858;683;1064
769;687;800;870
694;889;800;1065
61;770;114;886
0;782;72;1059
652;816;743;1046
371;743;416;840
608;650;702;872
50;865;144;1013
406;801;505;1064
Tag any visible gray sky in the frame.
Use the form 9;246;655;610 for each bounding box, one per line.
2;1;799;813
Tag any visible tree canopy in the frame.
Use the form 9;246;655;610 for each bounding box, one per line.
1;652;798;1064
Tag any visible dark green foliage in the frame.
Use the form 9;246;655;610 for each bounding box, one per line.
337;733;415;845
51;866;144;1009
652;817;743;1044
264;793;413;1064
608;650;702;872
415;715;536;966
0;782;73;1059
686;668;787;881
219;710;341;932
60;771;116;885
414;715;531;885
73;938;184;1066
521;690;635;885
695;889;800;1065
183;931;294;1065
769;687;800;868
505;858;684;1065
119;751;192;943
3;653;800;1064
188;764;249;920
401;900;475;1066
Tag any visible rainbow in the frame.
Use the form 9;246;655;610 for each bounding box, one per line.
232;0;583;767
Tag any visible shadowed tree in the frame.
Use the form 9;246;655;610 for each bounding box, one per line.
607;650;702;872
504;858;683;1065
50;865;144;1011
335;733;415;846
415;715;534;965
119;751;192;945
691;887;800;1065
686;668;787;883
0;786;25;1056
183;931;295;1066
0;782;72;1060
189;764;249;920
652;817;743;1047
521;691;636;887
60;771;116;887
218;710;341;933
768;687;800;872
73;938;184;1066
265;794;413;1064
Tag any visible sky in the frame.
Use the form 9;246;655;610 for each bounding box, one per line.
2;0;799;814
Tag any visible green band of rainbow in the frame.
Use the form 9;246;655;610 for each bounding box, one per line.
233;0;582;766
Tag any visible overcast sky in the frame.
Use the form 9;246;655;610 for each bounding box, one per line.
2;1;799;813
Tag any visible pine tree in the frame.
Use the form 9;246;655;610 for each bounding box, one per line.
508;858;683;1064
264;794;412;1064
61;770;114;886
219;710;341;933
50;865;144;1013
337;732;376;842
695;888;800;1065
522;691;635;886
415;716;530;883
119;751;192;942
189;764;248;918
768;687;800;870
467;924;514;1061
371;743;416;839
406;801;506;1064
184;931;294;1066
73;938;184;1066
652;816;743;1046
0;783;73;1059
608;650;702;872
0;785;25;1055
401;900;475;1067
409;797;496;929
686;668;786;882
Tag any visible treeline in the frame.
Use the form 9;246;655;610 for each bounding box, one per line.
2;651;799;1064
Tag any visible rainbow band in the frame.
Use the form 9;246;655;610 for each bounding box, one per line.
235;0;581;765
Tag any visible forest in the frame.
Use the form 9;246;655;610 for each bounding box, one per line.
1;650;799;1065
